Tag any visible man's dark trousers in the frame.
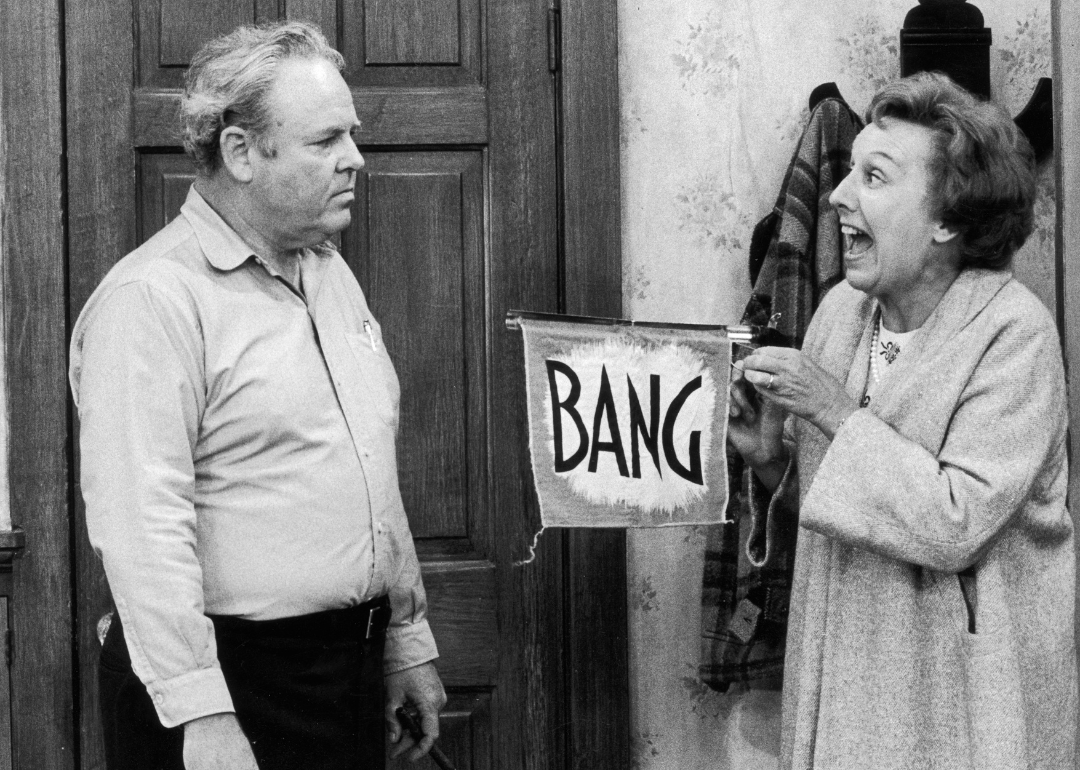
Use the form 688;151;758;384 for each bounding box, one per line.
98;597;390;770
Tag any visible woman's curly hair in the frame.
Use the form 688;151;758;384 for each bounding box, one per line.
867;72;1037;271
181;20;344;173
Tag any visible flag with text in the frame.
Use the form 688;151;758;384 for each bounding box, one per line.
519;317;732;528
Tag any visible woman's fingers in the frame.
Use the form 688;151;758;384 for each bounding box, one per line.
729;379;756;419
743;346;793;370
743;368;773;390
742;347;802;394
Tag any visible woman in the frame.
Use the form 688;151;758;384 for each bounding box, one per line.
729;72;1076;769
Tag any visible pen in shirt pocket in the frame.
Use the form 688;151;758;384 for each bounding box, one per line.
363;320;378;351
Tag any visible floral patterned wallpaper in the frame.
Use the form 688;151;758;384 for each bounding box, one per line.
617;2;1053;768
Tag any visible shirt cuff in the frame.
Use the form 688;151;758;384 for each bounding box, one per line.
383;619;439;675
148;666;236;728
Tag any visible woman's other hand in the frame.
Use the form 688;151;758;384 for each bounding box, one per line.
740;346;857;440
729;361;789;490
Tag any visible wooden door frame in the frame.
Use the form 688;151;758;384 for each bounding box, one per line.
557;1;629;767
1;0;76;768
1052;4;1080;765
1;0;626;768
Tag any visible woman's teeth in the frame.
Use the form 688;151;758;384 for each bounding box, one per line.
841;224;873;256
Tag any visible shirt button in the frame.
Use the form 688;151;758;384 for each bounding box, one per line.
152;693;163;704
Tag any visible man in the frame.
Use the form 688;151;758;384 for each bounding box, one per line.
69;20;445;770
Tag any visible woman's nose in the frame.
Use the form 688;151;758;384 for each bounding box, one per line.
829;170;854;211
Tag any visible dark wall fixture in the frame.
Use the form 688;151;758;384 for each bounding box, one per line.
899;0;1054;163
900;0;992;99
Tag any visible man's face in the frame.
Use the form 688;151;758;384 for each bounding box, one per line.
247;57;363;251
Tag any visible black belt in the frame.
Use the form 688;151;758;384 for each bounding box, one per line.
208;595;391;641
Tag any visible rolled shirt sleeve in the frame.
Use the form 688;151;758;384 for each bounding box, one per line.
381;504;438;674
384;617;439;675
378;459;438;674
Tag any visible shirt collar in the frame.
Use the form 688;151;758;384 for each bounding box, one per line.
179;184;339;297
180;185;260;272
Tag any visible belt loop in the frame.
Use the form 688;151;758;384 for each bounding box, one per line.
365;599;390;640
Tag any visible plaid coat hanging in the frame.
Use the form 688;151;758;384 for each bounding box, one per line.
700;94;862;690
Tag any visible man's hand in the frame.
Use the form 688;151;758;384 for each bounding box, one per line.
183;713;259;770
385;662;447;762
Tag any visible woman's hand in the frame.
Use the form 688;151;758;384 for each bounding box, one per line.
739;346;857;439
728;363;787;470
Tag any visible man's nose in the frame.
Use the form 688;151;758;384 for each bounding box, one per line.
341;139;364;172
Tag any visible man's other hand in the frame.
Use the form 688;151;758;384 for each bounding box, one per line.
183;713;259;770
385;662;447;762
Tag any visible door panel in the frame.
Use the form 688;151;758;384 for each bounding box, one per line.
362;0;461;65
423;562;498;687
138;154;195;238
138;0;278;88
341;0;482;86
348;151;485;543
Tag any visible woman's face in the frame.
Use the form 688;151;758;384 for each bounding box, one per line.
829;118;959;319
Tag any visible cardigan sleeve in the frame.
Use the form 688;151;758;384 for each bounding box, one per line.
798;308;1067;573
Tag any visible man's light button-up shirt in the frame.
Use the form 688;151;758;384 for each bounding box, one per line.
69;186;437;727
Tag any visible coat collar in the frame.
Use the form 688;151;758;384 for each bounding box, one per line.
830;269;1014;415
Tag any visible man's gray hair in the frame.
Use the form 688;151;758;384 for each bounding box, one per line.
181;20;345;173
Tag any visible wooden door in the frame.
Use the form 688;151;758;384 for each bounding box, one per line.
63;1;626;769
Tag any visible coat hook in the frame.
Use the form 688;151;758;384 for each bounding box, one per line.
1014;77;1053;165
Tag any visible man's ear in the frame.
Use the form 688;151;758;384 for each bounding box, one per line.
219;127;254;183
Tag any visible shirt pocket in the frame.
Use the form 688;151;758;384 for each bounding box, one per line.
344;330;401;431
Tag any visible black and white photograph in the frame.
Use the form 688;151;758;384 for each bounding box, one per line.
0;0;1076;768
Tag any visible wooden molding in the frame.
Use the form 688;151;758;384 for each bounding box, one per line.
2;0;75;767
559;0;629;768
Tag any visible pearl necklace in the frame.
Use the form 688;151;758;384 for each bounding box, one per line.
869;317;881;385
861;317;882;408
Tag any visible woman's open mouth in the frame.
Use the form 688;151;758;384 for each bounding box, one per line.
841;224;874;257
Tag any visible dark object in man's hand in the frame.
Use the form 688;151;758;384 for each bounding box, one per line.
395;707;457;770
